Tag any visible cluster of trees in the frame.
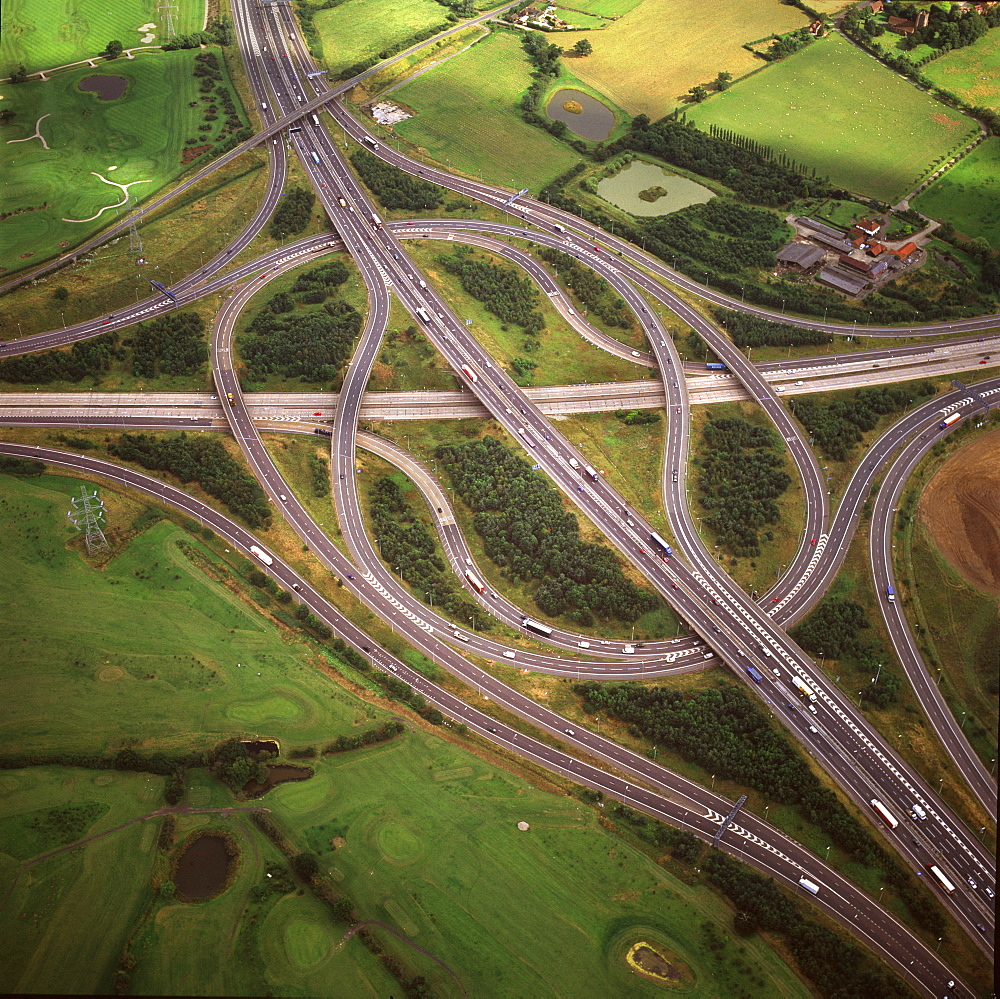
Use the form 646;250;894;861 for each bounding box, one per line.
572;680;945;934
537;247;634;329
696;417;791;557
308;453;330;497
792;598;901;708
887;1;999;51
0;330;121;384
211;737;276;791
516;33;591;154
368;476;484;627
436;436;659;624
26;802;106;847
107;432;272;528
615;408;660;426
162;25;230;51
239;266;361;383
268;185;315;240
0;457;45;477
602;116;828;206
761;27;815;61
128;312;208;378
328;639;445;725
703;853;913;999
714;309;830;348
710;126;819;179
185;51;245;155
322;720;405;754
790;382;935;461
349;149;443;211
437;247;545;335
641;199;787;278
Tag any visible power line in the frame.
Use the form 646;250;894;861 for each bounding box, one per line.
68;487;110;555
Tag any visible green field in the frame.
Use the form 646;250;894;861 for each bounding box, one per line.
313;0;448;75
0;0;204;75
914;137;1000;248
392;31;579;192
0;50;246;276
262;732;810;998
549;0;809;118
688;32;979;204
0;767;163;994
0;474;379;755
918;30;1000;110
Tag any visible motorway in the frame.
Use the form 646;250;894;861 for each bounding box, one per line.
1;0;996;989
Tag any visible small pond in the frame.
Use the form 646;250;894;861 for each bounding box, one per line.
242;739;280;757
546;89;615;141
79;75;128;101
174;833;235;900
598;160;714;217
243;764;313;798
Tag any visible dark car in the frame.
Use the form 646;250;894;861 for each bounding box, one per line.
361;646;371;653
487;727;498;733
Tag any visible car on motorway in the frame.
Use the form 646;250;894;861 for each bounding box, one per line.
347;574;354;579
985;886;995;899
675;406;681;414
810;538;817;545
565;728;575;735
968;877;978;889
313;412;323;416
975;923;987;933
712;626;721;633
980;357;989;363
671;582;679;589
630;350;641;357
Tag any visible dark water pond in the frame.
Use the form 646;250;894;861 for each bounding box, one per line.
242;739;279;757
174;834;234;899
79;75;128;101
546;88;615;141
243;764;313;798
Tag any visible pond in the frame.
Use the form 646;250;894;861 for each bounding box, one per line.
242;739;279;757
546;89;615;141
598;160;715;217
174;834;235;900
243;764;313;798
78;75;128;101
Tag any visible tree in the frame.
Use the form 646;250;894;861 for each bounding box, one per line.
52;286;69;302
572;38;593;56
0;108;16;124
688;85;708;103
106;40;123;59
715;70;732;91
8;64;29;84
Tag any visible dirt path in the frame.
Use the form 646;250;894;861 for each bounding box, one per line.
0;803;270;917
918;428;1000;594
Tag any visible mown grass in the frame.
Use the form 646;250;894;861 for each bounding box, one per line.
367;293;460;392
0;474;383;756
391;31;580;192
1;49;246;277
0;148;269;343
403;238;650;386
913;137;1000;248
921;30;1000;112
548;0;809;118
262;728;811;999
0;0;203;75
687;33;979;204
0;767;164;995
312;0;448;76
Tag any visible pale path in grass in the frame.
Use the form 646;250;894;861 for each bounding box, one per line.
62;174;153;223
6;114;52;150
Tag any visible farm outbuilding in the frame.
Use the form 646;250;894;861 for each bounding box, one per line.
777;242;826;270
818;266;870;296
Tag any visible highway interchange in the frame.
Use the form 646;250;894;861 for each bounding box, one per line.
2;0;997;994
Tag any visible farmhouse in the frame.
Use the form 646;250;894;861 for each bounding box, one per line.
777;242;826;270
893;240;920;259
868;0;884;12
887;10;929;34
855;218;881;236
868;242;886;256
818;265;870;296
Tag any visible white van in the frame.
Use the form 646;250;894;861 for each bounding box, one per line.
577;641;590;649
503;650;516;659
622;645;635;654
